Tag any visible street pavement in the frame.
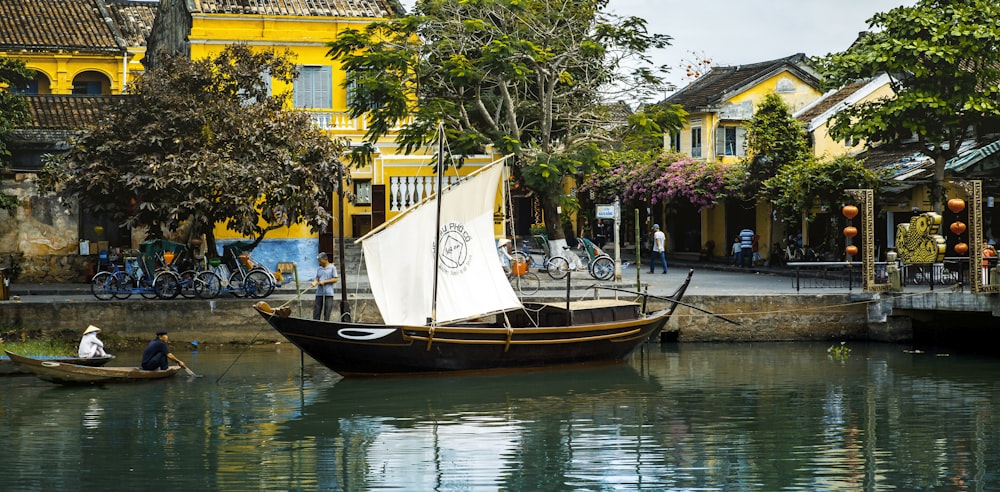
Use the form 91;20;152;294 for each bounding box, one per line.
6;256;843;303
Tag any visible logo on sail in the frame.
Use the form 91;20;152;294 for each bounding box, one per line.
436;221;472;274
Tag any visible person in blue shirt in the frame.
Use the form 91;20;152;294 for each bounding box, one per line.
311;252;339;321
141;330;187;371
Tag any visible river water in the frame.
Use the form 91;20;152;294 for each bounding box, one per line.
1;341;997;491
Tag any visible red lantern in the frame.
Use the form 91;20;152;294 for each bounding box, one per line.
947;198;966;214
845;245;859;257
954;242;969;255
842;205;859;219
843;226;858;238
950;221;966;235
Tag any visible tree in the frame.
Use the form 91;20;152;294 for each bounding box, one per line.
327;0;673;243
581;151;731;212
740;93;811;202
765;155;882;256
40;45;347;256
818;0;1000;210
0;56;33;213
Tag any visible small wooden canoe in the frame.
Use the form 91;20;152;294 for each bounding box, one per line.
4;351;180;385
0;353;115;376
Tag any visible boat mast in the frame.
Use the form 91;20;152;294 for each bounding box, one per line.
429;123;445;325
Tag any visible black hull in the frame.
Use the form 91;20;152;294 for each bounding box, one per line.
256;270;692;377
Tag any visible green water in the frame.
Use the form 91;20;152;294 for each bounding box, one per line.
1;342;997;490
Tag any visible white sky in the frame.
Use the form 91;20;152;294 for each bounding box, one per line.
397;0;917;98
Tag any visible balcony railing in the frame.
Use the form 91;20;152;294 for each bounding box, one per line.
301;110;414;132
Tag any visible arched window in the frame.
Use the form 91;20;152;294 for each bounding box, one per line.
72;71;111;94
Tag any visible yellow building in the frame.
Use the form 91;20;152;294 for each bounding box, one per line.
0;0;154;95
661;54;823;259
158;0;500;272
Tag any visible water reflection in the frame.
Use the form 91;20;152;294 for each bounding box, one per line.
1;343;998;490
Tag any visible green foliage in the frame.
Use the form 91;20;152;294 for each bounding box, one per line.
327;0;673;238
828;342;851;362
818;0;1000;209
741;93;811;202
0;56;34;213
764;154;882;225
620;103;687;152
39;45;347;251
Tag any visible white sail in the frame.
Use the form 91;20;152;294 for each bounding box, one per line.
361;158;522;325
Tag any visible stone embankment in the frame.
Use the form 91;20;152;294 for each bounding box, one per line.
2;264;878;344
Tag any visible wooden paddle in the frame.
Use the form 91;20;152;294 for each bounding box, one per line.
183;366;202;378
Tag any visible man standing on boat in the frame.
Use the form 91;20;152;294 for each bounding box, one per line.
140;330;187;371
78;325;109;358
311;252;339;321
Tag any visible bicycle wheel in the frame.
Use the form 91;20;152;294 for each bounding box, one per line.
194;271;222;299
90;271;115;300
546;256;570;280
510;271;540;296
178;270;198;298
589;256;615;281
243;270;275;298
111;272;133;300
228;270;247;297
153;270;181;299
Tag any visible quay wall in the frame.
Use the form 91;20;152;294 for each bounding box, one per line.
2;294;871;344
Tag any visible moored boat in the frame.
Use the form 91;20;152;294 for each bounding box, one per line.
253;134;694;377
4;351;179;384
0;353;115;376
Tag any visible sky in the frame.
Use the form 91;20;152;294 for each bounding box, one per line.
397;0;917;98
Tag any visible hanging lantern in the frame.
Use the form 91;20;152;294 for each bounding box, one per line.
947;198;966;214
950;221;966;235
843;226;858;238
954;242;969;255
845;245;859;257
842;205;859;219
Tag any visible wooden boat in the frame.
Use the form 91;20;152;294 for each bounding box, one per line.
253;134;693;377
4;351;180;384
0;353;115;376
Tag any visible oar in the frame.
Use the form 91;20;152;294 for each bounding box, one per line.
591;285;742;325
183;366;202;378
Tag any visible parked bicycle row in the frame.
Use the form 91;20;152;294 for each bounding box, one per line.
89;239;290;300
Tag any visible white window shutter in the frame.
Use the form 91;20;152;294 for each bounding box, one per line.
736;127;747;157
715;127;725;157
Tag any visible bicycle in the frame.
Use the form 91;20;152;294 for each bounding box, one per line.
90;253;162;300
193;243;276;299
511;234;571;280
506;256;540;295
576;237;615;281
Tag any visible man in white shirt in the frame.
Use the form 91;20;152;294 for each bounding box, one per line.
649;224;667;274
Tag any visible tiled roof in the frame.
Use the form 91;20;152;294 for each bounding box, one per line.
795;80;868;124
191;0;399;17
22;94;121;129
663;53;820;113
0;0;125;53
107;1;159;47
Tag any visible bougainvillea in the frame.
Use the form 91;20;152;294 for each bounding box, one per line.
582;151;732;211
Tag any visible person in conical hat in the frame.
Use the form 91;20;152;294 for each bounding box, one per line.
78;325;110;358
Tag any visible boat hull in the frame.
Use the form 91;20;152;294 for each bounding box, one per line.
4;351;179;384
0;354;115;376
255;271;693;377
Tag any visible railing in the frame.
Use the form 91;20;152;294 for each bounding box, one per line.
302;110;415;132
389;175;460;211
787;258;992;292
786;262;867;292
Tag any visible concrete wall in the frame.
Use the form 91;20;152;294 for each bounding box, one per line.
3;294;873;345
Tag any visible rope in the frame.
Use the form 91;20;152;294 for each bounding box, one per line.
666;289;946;321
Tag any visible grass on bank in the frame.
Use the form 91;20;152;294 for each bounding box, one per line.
0;339;77;357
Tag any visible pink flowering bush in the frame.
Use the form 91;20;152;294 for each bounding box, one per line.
584;151;731;211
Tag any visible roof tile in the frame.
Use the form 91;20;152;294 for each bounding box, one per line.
0;0;125;52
